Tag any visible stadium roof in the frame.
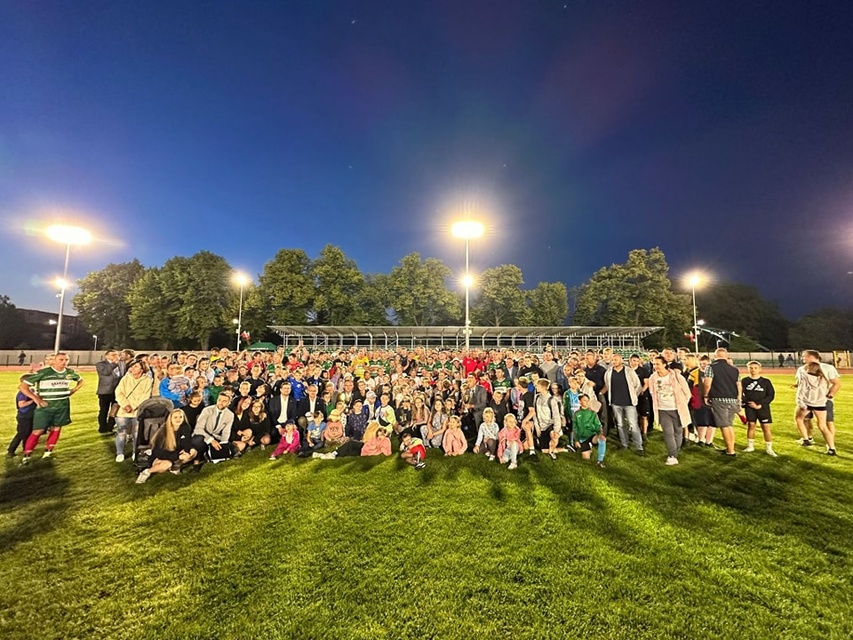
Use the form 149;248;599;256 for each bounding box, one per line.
268;325;662;350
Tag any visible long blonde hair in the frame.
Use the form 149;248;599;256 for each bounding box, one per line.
153;409;184;451
363;419;381;442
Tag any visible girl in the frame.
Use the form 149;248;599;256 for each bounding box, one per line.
473;407;500;460
135;409;197;483
498;413;523;470
247;399;272;449
424;400;448;448
796;362;836;455
269;420;301;460
442;415;467;456
411;395;430;441
323;409;347;446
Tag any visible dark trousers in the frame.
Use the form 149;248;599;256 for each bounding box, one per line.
98;393;116;432
8;412;34;455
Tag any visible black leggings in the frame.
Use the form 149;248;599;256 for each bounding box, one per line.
8;413;34;455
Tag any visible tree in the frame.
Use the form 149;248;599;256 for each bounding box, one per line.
72;260;144;347
253;249;314;326
361;273;393;325
127;268;173;349
697;282;789;349
471;265;530;326
158;251;234;350
385;253;460;325
0;295;27;349
528;282;568;326
310;245;365;325
789;308;853;351
573;248;691;346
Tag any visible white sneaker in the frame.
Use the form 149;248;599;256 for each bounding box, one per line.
135;469;151;484
312;452;322;459
665;457;679;466
42;450;53;459
508;462;518;470
766;448;778;458
743;445;755;453
115;454;125;463
487;454;495;461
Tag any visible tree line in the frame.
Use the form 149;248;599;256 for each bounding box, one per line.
0;247;847;351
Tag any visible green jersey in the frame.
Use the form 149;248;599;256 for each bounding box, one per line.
27;367;82;404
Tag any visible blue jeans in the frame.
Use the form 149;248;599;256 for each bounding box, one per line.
612;405;642;450
115;417;138;455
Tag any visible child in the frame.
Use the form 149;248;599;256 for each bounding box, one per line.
323;409;347;446
442;415;468;456
269;420;301;460
301;410;326;455
742;361;777;457
497;413;523;470
400;432;427;469
208;373;225;404
573;394;606;468
473;407;500;461
7;375;36;457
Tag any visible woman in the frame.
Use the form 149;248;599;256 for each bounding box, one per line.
247;399;272;449
135;409;197;484
796;362;836;455
114;360;156;463
648;356;692;466
442;415;468;456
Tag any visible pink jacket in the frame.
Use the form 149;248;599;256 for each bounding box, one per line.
271;430;301;457
497;426;522;459
648;371;692;429
361;436;392;457
442;428;468;455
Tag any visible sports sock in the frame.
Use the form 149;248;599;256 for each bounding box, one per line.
597;439;607;462
24;432;41;456
747;439;755;447
46;429;61;450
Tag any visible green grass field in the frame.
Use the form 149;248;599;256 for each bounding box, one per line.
0;371;851;640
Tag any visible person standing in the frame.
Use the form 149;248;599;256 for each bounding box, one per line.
95;350;121;434
648;356;692;465
114;359;156;462
7;375;36;457
741;361;777;457
604;354;644;454
18;353;84;464
703;348;742;457
795;350;841;450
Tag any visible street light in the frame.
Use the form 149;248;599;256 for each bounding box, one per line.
233;272;250;352
685;272;706;354
451;220;484;351
46;224;91;353
93;334;98;351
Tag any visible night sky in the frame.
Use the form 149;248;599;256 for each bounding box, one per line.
2;1;852;319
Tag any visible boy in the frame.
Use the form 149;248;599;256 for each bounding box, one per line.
742;361;777;457
208;373;225;404
400;432;426;469
7;375;36;457
300;410;327;455
572;394;607;468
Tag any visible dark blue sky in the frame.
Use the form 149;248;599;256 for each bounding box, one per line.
2;1;852;319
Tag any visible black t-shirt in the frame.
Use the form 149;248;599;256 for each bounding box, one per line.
609;368;632;406
633;366;650;394
584;364;607;394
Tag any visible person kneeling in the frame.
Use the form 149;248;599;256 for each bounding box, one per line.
400;432;427;469
573;394;607;468
136;409;197;483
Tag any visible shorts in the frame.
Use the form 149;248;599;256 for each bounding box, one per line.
537;426;555;450
409;444;426;460
690;405;714;427
709;400;739;429
576;436;596;453
636;393;651;418
33;402;72;431
744;406;772;424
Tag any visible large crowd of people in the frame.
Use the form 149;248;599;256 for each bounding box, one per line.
8;344;841;482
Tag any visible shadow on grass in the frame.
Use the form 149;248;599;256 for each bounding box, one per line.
0;459;72;553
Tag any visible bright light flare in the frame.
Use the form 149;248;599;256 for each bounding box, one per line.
232;272;251;287
46;224;92;246
462;274;474;288
685;271;707;289
54;278;69;290
451;220;484;239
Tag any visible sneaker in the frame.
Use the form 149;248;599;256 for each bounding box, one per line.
508;462;517;470
565;444;576;453
260;444;266;451
743;445;755;453
135;469;151;484
549;452;557;460
21;456;30;466
487;454;495;461
269;455;278;461
596;461;606;469
312;452;322;459
719;450;736;457
42;450;53;459
528;451;539;462
801;439;813;447
115;454;125;463
636;449;645;457
766;448;778;458
415;462;426;470
665;457;679;466
827;448;837;456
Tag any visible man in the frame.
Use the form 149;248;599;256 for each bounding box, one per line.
191;389;240;469
662;348;683;372
18;352;84;464
539;350;559;383
298;384;327;421
629;354;652;438
741;361;777;457
269;382;300;431
795;350;841;449
462;374;488;442
603;353;644;454
703;348;741;456
95;350;121;434
583;350;609;434
503;355;520;382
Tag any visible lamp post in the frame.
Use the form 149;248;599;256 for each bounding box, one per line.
687;273;705;354
93;334;98;351
233;272;250;352
46;224;91;353
451;220;484;351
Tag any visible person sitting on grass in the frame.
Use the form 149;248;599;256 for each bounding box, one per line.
247;399;272;450
315;421;387;459
300;410;327;456
573;394;607;469
136;409;197;484
400;432;427;469
269;419;301;460
345;398;369;441
442;415;468;456
423;398;448;448
7;375;36;457
741;361;777;457
473;407;500;461
497;413;523;470
323;408;346;446
190;389;237;471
